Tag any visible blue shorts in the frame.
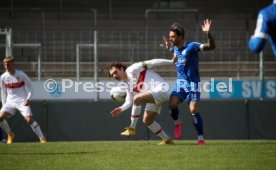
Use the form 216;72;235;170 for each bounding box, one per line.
171;80;200;103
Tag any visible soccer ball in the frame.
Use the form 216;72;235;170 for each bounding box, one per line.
110;86;127;102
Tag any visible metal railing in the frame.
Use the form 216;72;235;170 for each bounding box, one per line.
1;30;275;80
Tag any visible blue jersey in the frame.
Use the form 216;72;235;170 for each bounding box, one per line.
249;3;276;59
173;41;203;82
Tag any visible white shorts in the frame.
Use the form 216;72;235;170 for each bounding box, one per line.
145;85;170;114
0;102;33;117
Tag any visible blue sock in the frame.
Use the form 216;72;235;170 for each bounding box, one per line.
170;107;179;121
193;113;204;136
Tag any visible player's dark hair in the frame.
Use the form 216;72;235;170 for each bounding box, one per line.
3;56;14;63
170;23;185;38
107;61;127;77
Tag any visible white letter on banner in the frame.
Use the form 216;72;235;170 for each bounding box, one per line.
252;81;261;97
216;82;227;92
266;81;276;98
242;81;251;98
62;79;73;92
228;78;233;92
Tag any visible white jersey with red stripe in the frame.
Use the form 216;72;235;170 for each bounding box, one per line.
1;69;33;105
126;62;167;93
119;59;173;111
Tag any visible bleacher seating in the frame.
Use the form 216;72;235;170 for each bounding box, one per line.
0;0;275;79
0;61;274;80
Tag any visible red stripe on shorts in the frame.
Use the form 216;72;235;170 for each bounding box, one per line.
131;115;140;118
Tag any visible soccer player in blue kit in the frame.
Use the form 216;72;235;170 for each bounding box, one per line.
249;0;276;59
163;19;215;145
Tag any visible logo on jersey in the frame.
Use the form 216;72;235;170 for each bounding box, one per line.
177;57;187;65
181;50;187;55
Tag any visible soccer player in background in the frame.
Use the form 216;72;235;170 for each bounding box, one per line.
249;0;276;59
163;19;215;144
107;58;176;145
0;56;47;144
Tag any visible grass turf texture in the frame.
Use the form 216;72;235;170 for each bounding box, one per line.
0;140;275;170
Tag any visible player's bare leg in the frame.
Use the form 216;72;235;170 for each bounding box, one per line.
24;116;47;143
133;92;173;145
133;91;155;105
143;110;173;145
0;112;15;144
169;96;183;140
121;105;141;137
190;101;205;145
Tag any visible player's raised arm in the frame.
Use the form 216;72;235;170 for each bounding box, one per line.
127;58;174;74
22;71;33;106
201;19;216;51
163;36;173;52
248;12;268;53
142;58;175;69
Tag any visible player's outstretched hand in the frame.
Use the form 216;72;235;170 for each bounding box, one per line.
111;108;122;117
23;100;30;106
163;36;171;50
202;19;212;33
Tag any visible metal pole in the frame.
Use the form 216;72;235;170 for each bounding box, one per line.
75;43;98;101
94;31;99;101
259;51;264;100
90;8;98;101
5;28;13;57
38;46;41;80
41;10;45;81
76;44;80;81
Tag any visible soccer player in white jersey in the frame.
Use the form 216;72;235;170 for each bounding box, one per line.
0;56;47;144
119;90;141;137
107;58;175;145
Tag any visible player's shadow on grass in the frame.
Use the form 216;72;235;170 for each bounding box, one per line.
157;140;276;146
0;151;96;155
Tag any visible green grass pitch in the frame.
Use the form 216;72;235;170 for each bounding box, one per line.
0;140;276;170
